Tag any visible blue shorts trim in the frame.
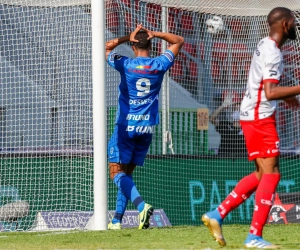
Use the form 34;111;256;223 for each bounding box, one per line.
108;125;153;166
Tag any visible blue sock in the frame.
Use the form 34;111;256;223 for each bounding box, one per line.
114;173;145;213
112;189;128;224
246;233;261;240
207;209;223;225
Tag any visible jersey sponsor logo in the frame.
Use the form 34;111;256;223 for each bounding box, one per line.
240;111;249;116
135;65;151;69
249;151;259;156
230;191;238;198
244;89;251;99
258;40;264;47
272;149;279;153
129;98;153;105
261;199;273;206
162;51;174;62
126;125;154;134
218;205;226;215
128;68;159;75
269;70;277;76
126;114;150;121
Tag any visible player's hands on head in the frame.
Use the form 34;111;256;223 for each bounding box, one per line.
130;23;143;43
141;26;155;40
222;92;234;108
283;96;300;110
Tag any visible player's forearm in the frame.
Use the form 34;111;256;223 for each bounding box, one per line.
106;35;130;51
265;85;300;100
152;31;184;45
209;106;224;124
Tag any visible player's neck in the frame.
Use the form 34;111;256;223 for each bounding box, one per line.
269;32;287;48
135;50;150;58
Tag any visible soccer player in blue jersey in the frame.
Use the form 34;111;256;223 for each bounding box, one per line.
106;24;184;230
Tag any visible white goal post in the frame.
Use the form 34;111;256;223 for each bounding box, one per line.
0;0;107;231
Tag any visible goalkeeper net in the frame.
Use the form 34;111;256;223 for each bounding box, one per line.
106;0;300;226
0;0;300;232
0;0;94;231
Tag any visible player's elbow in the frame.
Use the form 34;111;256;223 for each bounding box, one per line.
179;36;184;46
265;91;276;101
105;43;110;52
106;42;113;52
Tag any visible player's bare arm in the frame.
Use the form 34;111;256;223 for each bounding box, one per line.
264;82;300;101
209;93;234;125
142;26;184;57
209;105;223;125
105;24;142;60
283;96;300;110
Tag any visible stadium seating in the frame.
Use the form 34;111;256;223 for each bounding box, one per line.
106;1;120;33
294;68;300;81
183;42;197;58
198;42;205;60
168;8;179;33
278;102;287;130
179;11;194;34
229;19;244;38
231;43;250;79
120;0;135;32
170;52;185;82
153;41;162;56
105;2;255;100
212;42;228;79
146;3;161;29
186;59;198;78
222;90;242;103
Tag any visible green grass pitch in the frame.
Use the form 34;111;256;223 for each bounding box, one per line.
0;224;299;249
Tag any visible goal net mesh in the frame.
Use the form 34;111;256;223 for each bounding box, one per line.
106;0;300;227
0;0;299;231
0;1;93;231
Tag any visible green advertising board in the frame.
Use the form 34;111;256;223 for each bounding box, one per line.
108;156;300;226
0;155;298;230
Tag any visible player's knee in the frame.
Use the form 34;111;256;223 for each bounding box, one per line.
109;163;123;180
255;157;280;174
126;162;136;175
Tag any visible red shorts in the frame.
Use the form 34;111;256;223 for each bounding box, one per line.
240;115;280;161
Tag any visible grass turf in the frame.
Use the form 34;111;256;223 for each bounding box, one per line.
0;224;299;250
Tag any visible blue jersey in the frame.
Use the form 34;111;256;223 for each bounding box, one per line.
107;50;175;126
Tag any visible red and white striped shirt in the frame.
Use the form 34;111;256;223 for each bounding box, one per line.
240;37;283;121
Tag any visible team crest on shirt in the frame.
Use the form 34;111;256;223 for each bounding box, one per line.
275;141;280;149
110;52;122;62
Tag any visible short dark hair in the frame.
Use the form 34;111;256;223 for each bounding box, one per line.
267;7;293;26
132;31;151;50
